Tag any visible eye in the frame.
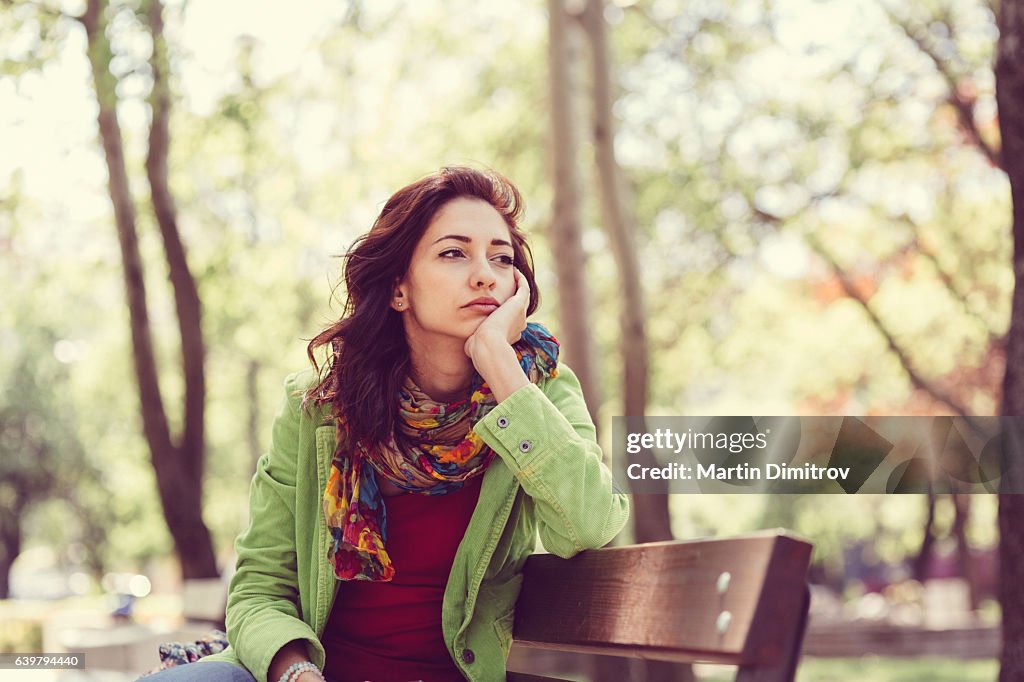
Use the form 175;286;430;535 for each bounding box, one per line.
492;254;514;266
439;248;466;259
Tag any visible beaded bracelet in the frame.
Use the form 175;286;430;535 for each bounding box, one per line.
277;660;325;682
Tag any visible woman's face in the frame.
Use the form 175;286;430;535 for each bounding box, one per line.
394;197;517;344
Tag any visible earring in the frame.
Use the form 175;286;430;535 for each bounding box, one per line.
396;301;403;308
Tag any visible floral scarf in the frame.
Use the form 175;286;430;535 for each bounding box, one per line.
323;322;559;582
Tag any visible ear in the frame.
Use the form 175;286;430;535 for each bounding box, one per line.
390;277;407;312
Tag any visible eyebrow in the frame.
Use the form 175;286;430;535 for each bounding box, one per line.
432;234;513;248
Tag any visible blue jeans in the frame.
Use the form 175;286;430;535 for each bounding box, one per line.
139;661;346;682
138;661;257;681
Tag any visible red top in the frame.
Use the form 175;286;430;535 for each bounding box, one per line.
322;474;483;682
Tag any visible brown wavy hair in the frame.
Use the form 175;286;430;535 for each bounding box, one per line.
303;166;540;448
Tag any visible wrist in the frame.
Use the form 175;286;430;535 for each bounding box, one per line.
269;641;320;682
471;328;511;355
477;344;529;402
277;661;324;682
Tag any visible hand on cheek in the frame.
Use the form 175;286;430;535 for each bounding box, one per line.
463;269;532;402
464;268;529;362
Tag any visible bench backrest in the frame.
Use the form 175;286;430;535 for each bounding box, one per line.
511;531;813;682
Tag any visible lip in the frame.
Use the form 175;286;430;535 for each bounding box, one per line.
463;297;500;312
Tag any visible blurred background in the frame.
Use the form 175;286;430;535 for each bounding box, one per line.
0;0;1010;680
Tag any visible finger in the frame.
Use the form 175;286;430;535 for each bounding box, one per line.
514;268;530;299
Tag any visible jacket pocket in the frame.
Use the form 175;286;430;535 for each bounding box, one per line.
493;607;516;660
480;570;523;662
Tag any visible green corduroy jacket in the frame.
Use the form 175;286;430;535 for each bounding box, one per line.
199;363;630;681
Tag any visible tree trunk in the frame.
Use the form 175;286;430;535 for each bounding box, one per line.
144;0;217;579
913;491;936;581
999;497;1024;680
580;0;672;544
951;494;979;612
549;3;622;678
548;0;602;428
80;0;217;581
996;0;1024;678
581;0;645;422
0;501;22;600
581;1;685;680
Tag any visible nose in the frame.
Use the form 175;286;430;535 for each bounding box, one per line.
470;257;497;290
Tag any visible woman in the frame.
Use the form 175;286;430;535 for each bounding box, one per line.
151;167;629;682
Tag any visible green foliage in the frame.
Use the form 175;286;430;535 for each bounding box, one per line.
0;619;42;655
0;1;67;77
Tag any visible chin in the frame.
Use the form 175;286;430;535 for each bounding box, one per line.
426;322;482;343
461;319;487;338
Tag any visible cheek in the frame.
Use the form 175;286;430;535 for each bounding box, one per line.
497;271;517;301
404;268;437;303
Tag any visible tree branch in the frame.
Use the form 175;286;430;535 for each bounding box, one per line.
750;188;975;417
805;233;973;417
882;5;1003;169
889;211;1005;345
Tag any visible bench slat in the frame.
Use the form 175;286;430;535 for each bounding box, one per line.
512;532;811;670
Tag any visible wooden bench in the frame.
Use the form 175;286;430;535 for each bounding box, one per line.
507;530;813;682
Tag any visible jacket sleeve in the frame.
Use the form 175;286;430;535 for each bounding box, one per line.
474;364;631;558
224;373;324;682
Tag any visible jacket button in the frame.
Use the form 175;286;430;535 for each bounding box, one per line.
497;416;509;428
461;648;475;664
519;440;532;453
